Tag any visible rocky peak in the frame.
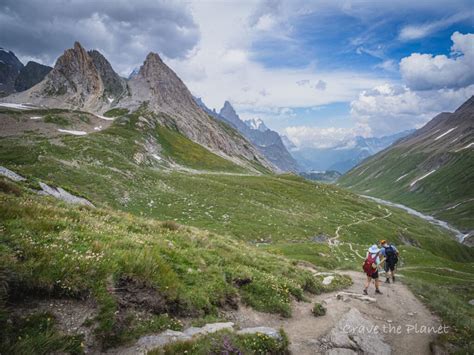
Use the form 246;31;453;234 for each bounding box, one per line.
129;51;197;112
45;41;103;98
219;101;249;132
0;48;23;71
14;61;52;92
88;49;127;100
220;100;238;118
0;48;24;96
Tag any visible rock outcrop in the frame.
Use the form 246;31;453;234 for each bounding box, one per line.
14;61;52;92
0;48;24;96
88;50;128;101
321;308;391;355
114;322;282;354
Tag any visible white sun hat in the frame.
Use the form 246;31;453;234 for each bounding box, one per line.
368;244;380;254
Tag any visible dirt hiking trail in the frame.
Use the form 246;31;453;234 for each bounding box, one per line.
225;270;441;355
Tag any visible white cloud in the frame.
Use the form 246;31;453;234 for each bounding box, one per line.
254;13;277;31
350;83;474;136
165;0;386;111
400;32;474;91
399;12;471;41
284;125;371;149
375;59;398;72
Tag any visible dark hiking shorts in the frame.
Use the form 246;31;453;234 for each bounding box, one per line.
367;270;379;279
385;260;396;272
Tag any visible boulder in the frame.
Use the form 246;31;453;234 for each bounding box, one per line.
327;308;391;355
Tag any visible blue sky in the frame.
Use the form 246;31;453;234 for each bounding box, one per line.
2;0;473;148
167;0;474;148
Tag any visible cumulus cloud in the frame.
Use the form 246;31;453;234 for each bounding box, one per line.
284;125;371;149
351;83;474;136
400;32;474;91
399;12;471;41
167;1;385;111
0;0;200;75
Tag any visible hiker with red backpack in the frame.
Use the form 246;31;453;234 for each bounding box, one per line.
362;244;384;295
379;239;399;283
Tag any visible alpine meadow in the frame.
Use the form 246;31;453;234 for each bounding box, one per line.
0;1;473;354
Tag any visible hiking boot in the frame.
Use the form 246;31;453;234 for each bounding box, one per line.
385;278;390;283
375;289;383;295
363;289;368;295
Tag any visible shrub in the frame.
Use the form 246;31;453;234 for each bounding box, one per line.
44;114;69;126
0;179;21;196
312;302;326;317
161;220;180;231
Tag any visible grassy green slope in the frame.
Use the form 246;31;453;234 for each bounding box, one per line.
338;146;474;231
0;181;346;352
1;107;473;352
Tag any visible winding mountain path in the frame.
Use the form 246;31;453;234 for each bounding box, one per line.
226;270;440;354
328;207;392;247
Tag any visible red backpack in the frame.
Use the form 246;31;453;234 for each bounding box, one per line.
363;254;377;275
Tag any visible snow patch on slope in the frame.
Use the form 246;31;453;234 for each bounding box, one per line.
434;127;457;141
410;170;436;187
94;114;115;121
58;129;87;136
395;173;409;182
455;142;474;152
0;103;37;110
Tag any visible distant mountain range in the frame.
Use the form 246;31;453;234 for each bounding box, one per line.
339;96;474;233
288;130;414;174
0;48;52;97
299;170;342;183
195;98;299;172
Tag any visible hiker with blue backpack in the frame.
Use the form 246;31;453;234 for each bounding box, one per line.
362;244;384;295
379;239;399;283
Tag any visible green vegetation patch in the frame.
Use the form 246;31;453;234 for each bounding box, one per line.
312;303;326;317
103;108;129;118
44;113;70;126
152;329;289;355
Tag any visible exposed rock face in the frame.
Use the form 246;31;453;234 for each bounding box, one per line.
88;50;128;100
115;322;282;355
41;42;104;107
14;61;52;92
219;101;250;133
323;308;391;355
38;182;94;207
198;99;299;172
0;166;26;181
3;42;114;112
125;53;273;170
0;48;24;96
